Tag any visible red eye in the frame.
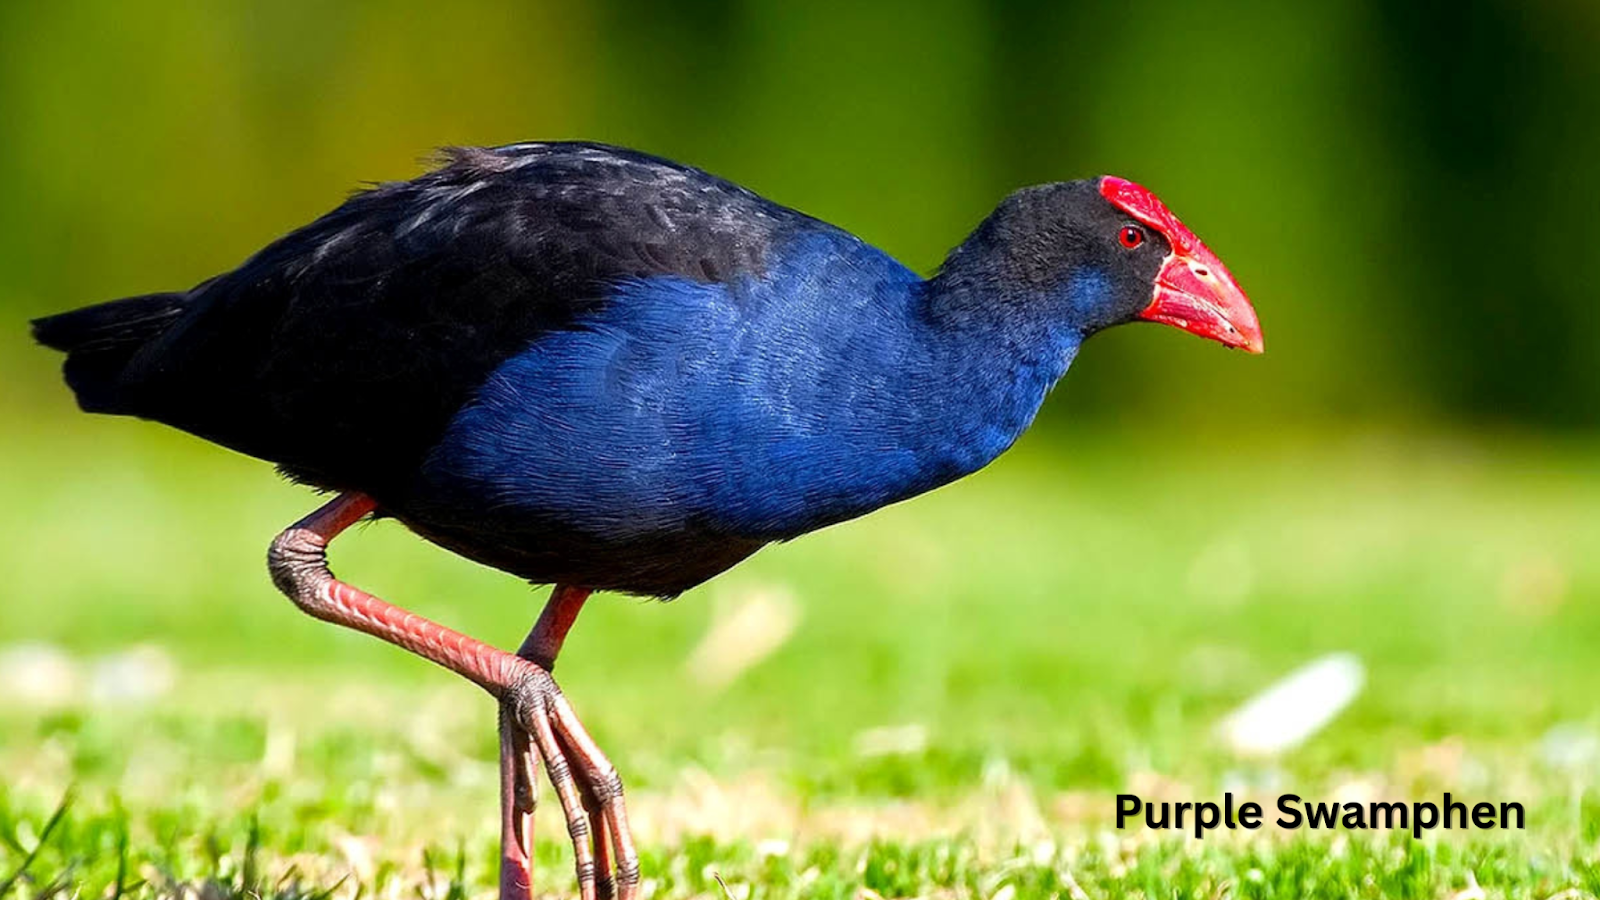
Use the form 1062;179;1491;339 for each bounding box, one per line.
1119;225;1145;249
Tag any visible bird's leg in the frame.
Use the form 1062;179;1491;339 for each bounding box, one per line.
505;586;640;900
499;584;594;900
266;494;639;900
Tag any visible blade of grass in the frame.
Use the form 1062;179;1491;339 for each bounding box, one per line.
0;790;71;900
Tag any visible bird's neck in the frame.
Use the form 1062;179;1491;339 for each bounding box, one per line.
905;275;1084;475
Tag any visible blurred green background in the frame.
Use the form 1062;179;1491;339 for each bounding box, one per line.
3;1;1600;896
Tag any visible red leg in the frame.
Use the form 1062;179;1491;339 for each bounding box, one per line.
267;494;521;691
267;494;638;900
500;584;591;900
519;584;590;670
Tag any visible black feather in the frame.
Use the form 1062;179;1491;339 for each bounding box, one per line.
73;142;806;498
31;292;190;413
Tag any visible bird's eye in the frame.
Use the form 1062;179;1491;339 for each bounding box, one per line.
1119;225;1145;249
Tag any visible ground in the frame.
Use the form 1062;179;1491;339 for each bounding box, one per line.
2;382;1599;898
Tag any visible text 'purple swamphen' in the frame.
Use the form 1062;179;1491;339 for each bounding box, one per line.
32;142;1262;899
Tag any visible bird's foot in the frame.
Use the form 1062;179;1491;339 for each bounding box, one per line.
500;662;638;900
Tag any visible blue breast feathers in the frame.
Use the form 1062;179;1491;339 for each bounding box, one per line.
419;230;1082;542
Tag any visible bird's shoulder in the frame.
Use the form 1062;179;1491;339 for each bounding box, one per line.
278;141;818;290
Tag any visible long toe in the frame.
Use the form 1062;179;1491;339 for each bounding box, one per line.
546;691;639;898
508;662;639;900
498;704;540;900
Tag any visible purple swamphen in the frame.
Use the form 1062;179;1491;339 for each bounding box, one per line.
32;142;1262;899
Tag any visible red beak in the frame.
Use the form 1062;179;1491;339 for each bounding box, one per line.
1100;176;1263;354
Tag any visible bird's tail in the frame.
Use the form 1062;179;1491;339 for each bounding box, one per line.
31;292;190;414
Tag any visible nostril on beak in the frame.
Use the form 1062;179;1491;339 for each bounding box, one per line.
1191;264;1212;279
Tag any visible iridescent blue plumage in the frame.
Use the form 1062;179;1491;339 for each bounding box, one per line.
423;229;1084;547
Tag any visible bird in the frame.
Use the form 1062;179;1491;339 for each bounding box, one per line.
32;141;1261;900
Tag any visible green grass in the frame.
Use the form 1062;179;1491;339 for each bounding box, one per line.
3;378;1600;897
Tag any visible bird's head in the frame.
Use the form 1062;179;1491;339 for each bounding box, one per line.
932;176;1262;354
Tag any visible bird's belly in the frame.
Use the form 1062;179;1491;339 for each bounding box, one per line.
395;507;766;598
